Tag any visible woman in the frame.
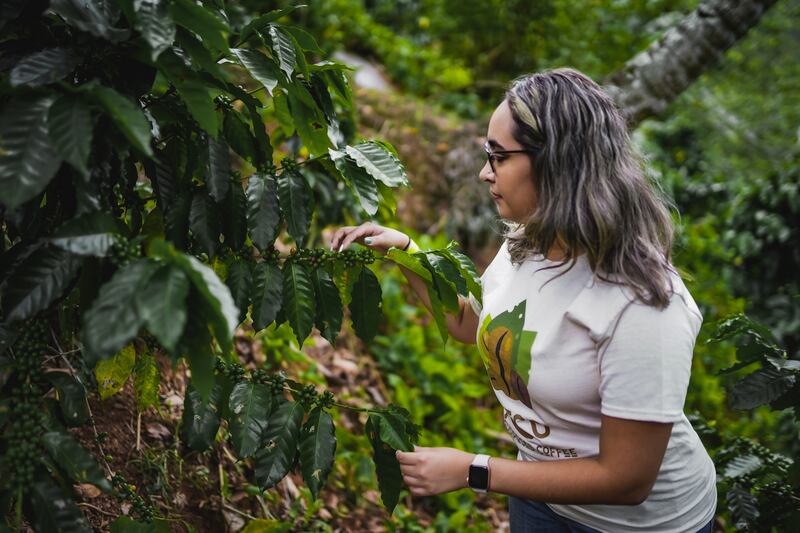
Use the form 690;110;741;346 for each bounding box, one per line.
330;68;717;532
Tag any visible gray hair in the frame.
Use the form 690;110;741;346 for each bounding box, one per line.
502;68;675;308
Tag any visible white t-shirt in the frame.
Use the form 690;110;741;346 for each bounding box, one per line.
467;239;717;533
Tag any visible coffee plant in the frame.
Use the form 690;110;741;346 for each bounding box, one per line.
707;314;800;531
0;1;483;529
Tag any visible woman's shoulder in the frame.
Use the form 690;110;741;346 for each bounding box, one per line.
565;263;703;342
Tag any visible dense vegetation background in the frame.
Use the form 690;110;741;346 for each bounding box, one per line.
1;0;798;531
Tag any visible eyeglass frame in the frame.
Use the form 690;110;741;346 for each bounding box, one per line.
482;140;538;174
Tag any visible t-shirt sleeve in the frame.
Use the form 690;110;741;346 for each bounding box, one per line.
598;294;703;423
466;240;509;317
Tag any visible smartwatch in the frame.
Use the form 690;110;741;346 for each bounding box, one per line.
467;454;491;493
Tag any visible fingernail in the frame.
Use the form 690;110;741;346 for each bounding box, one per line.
364;237;373;244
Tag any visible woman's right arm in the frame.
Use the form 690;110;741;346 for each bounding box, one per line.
330;223;479;345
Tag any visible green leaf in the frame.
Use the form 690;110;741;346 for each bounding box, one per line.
1;245;82;322
423;253;460;312
727;483;759;530
374;412;413;452
175;26;228;82
165;192;191;248
173;77;220;137
331;261;361;308
311;268;343;345
438;245;482;301
329;150;379;216
206;136;231;202
223;109;259;164
169;0;229;53
282;261;315;347
42;431;112;491
723;454;763;479
222;181;247;252
267;24;296;78
240;519;292;533
134;352;160;411
90;85;153;156
0;96;61;209
49;211;124;257
49;0;130;42
179;290;217;401
82;259;157;362
231;48;281;96
181;380;222;451
26;479;92;533
247;173;281;252
225;257;252;324
284;26;322;54
10;48;80;87
95;344;136;400
349;267;382;345
300;406;336;500
731;366;796;409
133;0;175;60
277;169;311;245
189;189;221;258
365;415;403;513
384;248;433;284
45;371;89;426
47;94;93;179
228;381;273;458
345;141;409;188
149;239;238;356
135;264;190;352
239;5;307;44
252;261;283;331
254;400;304;489
286;83;330;156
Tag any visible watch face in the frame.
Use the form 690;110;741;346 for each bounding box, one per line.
469;464;489;490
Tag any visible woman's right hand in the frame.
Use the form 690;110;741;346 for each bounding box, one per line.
329;222;410;255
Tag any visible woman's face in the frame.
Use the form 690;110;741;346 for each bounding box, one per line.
479;100;538;224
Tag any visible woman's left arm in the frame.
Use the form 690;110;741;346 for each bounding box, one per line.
397;414;671;505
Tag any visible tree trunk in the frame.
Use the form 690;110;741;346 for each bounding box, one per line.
604;0;778;126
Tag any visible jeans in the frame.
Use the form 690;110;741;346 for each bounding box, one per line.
508;496;715;533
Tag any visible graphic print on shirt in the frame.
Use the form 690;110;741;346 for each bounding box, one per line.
477;300;537;409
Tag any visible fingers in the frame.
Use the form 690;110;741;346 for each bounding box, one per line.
395;450;418;465
339;223;379;252
329;226;353;251
330;223;380;252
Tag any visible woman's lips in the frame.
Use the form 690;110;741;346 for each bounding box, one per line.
491;192;502;200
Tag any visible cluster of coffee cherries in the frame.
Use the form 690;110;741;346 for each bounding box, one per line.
214;94;234;111
250;367;288;396
215;358;246;383
288;247;375;270
294;383;319;407
109;236;142;267
112;474;155;523
4;320;49;492
262;245;282;265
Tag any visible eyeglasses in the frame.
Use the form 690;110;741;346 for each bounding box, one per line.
483;141;537;174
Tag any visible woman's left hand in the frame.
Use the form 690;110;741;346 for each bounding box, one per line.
396;446;476;497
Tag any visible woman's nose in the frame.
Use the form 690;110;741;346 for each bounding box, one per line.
479;160;494;183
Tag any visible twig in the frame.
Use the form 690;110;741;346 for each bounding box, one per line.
76;502;118;517
136;412;142;451
222;502;257;521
